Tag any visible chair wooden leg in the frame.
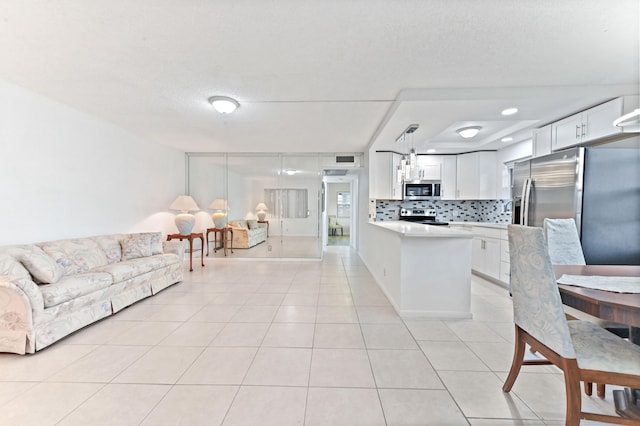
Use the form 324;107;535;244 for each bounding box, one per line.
596;383;605;399
503;325;526;392
584;381;593;396
562;359;582;426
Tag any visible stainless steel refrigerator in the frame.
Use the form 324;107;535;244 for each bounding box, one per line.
512;147;640;265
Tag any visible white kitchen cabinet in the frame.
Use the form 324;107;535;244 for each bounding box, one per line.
373;151;402;200
532;125;552;158
499;229;510;285
456;152;498;200
552;98;623;151
416;155;442;180
471;226;501;280
441;155;457;200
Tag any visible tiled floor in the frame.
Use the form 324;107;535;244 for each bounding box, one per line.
0;246;621;425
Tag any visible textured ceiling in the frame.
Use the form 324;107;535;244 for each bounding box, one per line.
0;0;638;154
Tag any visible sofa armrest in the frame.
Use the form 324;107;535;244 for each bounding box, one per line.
0;276;40;354
163;240;185;259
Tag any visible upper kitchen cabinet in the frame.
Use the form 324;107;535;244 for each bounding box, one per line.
416;155;442;180
532;125;552;158
456;152;498;200
416;155;457;199
372;151;402;200
551;97;639;151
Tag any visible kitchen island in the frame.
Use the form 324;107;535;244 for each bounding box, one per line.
362;221;473;319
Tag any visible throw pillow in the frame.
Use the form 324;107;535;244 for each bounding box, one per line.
247;220;259;230
19;248;64;284
138;232;163;255
0;254;31;280
120;235;152;260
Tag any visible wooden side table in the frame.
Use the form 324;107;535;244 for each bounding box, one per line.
258;220;269;237
206;227;234;256
166;233;204;272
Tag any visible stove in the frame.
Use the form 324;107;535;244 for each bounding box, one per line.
399;208;449;226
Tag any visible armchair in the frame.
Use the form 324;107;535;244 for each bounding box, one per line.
328;215;343;236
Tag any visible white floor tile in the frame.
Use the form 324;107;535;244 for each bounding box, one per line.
361;324;419;349
57;383;169;426
316;306;359;323
305;387;386;426
0;382;103;426
310;348;375;388
222;386;307;426
141;385;238;426
418;340;490;371
210;323;270;347
178;347;257;385
0;344;98;381
112;346;203;384
273;305;317;323
313;323;365;348
379;389;468;425
368;349;444;389
262;323;315;348
159;321;225;346
243;347;311;386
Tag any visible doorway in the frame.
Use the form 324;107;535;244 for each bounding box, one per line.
323;172;358;248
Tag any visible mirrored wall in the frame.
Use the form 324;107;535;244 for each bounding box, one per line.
187;153;336;259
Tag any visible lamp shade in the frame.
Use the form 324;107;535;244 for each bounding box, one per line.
169;195;200;213
255;203;268;211
209;199;229;210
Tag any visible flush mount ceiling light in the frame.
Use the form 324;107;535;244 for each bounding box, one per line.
208;96;240;114
427;148;436;153
457;126;482;139
501;137;514;142
613;108;640;127
501;107;518;116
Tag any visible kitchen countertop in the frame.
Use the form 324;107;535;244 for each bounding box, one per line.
448;221;508;229
370;220;473;238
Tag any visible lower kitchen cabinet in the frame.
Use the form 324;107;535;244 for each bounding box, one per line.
471;226;506;283
499;230;510;285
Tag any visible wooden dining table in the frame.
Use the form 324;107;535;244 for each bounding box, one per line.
553;265;640;344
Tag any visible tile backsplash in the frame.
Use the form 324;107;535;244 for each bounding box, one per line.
376;199;512;223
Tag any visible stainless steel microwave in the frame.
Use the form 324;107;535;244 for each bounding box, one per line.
403;180;441;201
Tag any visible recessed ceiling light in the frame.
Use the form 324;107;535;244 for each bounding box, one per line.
208;96;240;114
427;148;436;153
501;137;513;142
457;126;482;139
501;107;518;116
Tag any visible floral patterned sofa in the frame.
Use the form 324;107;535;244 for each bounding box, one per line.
0;232;184;354
228;220;268;249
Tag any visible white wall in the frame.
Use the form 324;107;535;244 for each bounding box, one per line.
0;79;185;245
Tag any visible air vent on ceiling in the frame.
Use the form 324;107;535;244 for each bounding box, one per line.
324;169;348;176
335;155;355;163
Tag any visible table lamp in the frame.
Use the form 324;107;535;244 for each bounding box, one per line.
209;199;229;229
169;195;200;235
255;202;268;221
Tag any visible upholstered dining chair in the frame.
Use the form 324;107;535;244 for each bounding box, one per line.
543;217;630;398
543;218;586;265
503;225;640;426
328;215;343;236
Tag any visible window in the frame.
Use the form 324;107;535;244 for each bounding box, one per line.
337;191;351;218
265;188;309;218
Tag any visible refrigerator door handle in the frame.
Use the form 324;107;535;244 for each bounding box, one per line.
519;178;529;225
523;178;533;226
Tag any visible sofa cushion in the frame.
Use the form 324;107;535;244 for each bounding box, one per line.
230;220;248;229
39;239;108;276
95;256;165;282
19;247;64;284
120;236;152;260
247;220;259;230
39;272;113;308
92;235;124;264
